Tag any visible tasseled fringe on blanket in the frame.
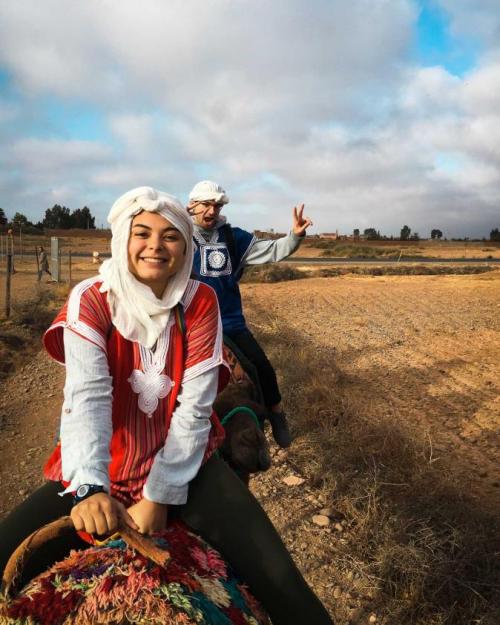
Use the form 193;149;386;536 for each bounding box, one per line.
0;521;268;625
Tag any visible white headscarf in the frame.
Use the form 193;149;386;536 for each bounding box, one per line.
99;186;193;348
188;180;229;204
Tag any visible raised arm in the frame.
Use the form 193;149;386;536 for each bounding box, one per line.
245;203;312;266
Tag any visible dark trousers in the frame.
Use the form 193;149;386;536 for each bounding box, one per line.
226;327;282;408
37;267;52;281
0;457;333;625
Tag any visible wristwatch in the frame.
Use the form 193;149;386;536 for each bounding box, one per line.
73;484;106;505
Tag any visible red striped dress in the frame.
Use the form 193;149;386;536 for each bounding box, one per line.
43;276;227;505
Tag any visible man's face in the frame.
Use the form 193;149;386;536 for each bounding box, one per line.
189;200;223;230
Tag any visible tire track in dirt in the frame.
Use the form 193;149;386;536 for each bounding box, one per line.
242;273;500;510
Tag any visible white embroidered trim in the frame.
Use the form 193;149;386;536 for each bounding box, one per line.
59;276;108;353
182;353;225;384
67;276;102;325
128;315;176;417
66;320;108;352
182;314;224;383
181;279;199;312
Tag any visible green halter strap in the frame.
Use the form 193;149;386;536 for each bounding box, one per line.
220;406;261;429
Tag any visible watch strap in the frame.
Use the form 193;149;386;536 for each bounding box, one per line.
72;484;106;505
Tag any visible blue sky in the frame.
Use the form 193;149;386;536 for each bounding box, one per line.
416;0;478;75
1;0;499;238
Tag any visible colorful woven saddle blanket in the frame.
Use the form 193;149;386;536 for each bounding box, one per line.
0;520;269;625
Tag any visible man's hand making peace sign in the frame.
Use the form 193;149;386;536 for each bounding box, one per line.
292;203;313;237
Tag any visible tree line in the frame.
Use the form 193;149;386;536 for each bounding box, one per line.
0;205;96;232
354;225;500;242
0;206;499;241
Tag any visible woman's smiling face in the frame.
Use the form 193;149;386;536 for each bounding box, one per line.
127;211;186;298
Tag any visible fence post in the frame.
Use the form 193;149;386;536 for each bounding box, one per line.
51;237;60;282
69;249;72;287
5;253;12;318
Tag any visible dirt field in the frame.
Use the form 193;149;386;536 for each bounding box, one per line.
0;264;499;624
245;273;500;502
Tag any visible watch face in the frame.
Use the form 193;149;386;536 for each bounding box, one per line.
76;484;90;499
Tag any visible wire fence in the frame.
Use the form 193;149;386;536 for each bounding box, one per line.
0;238;101;319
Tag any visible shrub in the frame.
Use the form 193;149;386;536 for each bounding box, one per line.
240;265;306;283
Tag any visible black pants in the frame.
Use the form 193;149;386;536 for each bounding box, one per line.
0;457;333;625
226;327;282;408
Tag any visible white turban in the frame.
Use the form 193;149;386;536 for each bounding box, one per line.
188;180;229;205
99;186;193;348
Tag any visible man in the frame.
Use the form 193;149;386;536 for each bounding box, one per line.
188;180;312;448
37;246;52;282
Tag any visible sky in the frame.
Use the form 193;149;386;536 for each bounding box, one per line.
0;0;499;238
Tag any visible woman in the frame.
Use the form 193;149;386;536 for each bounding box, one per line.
0;187;333;625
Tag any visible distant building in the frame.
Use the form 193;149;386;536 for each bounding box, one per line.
253;229;284;239
319;230;340;240
319;230;354;241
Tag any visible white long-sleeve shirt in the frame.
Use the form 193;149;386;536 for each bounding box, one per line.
245;231;303;265
60;328;218;505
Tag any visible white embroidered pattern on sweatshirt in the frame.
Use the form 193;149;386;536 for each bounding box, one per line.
128;316;175;417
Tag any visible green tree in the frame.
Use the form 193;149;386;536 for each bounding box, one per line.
431;229;443;239
400;225;411;240
42;204;72;229
363;227;380;240
71;206;96;229
353;228;360;238
490;228;500;242
12;212;31;227
0;208;7;226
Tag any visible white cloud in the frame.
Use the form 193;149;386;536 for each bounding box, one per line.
7;138;112;170
438;0;500;50
0;0;499;237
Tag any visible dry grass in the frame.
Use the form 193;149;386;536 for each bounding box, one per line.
10;287;66;331
318;244;414;258
317;265;496;277
298;239;500;260
241;264;496;283
0;285;68;379
241;265;306;283
250;311;500;625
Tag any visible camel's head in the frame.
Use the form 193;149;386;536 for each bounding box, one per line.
220;410;271;476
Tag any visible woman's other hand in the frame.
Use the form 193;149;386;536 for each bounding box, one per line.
71;492;139;535
292;204;313;236
127;498;168;535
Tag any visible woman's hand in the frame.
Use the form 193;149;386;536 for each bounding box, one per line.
71;492;139;536
127;498;168;535
292;204;313;236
